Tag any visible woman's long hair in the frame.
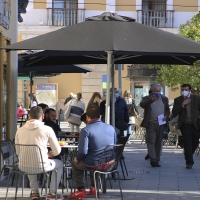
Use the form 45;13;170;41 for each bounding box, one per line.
123;90;132;99
88;92;102;106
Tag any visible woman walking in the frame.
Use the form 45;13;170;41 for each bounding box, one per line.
66;92;85;132
123;90;139;143
87;92;102;108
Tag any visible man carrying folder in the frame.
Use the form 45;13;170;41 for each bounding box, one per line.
140;84;170;167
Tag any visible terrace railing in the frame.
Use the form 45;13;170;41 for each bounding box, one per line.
47;8;85;26
137;10;174;28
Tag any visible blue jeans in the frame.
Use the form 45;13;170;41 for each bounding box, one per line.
127;124;132;140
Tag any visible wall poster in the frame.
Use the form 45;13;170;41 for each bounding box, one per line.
36;84;58;111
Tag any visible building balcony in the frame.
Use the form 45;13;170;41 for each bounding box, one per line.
127;64;159;77
47;8;85;26
137;10;174;28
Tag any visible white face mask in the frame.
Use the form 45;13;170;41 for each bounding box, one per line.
182;90;190;97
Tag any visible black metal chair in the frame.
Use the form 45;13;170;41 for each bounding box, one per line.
0;140;18;186
93;144;124;200
17;114;28;127
6;144;58;200
117;136;129;179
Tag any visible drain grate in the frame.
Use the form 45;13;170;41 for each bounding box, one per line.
120;170;150;174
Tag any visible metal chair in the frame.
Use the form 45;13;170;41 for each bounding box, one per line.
5;144;58;200
93;144;124;200
0;140;18;186
117;136;129;179
17;114;28;128
166;125;181;149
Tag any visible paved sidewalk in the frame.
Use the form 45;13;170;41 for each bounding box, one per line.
1;140;200;199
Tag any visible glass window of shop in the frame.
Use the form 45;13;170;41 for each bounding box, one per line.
133;82;165;106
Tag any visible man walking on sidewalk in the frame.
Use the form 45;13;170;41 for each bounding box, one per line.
140;84;170;167
172;84;200;169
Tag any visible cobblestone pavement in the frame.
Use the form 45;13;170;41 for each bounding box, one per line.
1;139;200;199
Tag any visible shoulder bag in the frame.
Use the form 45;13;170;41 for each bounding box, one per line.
64;99;74;120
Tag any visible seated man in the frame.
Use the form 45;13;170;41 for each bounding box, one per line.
44;108;62;136
68;106;117;199
37;103;49;113
15;106;63;200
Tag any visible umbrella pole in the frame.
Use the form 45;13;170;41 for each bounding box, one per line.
105;51;112;124
29;72;33;108
111;61;115;127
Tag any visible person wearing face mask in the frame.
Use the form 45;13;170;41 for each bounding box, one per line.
140;84;170;167
114;88;129;140
172;84;200;169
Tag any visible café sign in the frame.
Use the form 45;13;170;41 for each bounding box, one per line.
0;0;11;30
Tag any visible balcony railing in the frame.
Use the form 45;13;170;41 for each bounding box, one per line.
47;8;85;26
137;10;174;28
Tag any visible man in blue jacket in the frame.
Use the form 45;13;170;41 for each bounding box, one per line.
114;88;129;139
68;106;116;199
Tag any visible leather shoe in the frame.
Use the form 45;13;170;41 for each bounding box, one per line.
186;164;192;169
150;161;161;167
145;154;150;160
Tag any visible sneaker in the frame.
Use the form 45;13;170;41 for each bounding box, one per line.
127;141;131;144
89;186;96;195
67;189;86;199
30;191;40;200
47;193;64;200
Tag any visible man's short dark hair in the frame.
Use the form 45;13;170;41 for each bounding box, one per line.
45;108;56;115
181;84;191;90
86;106;100;119
38;103;48;110
29;106;43;119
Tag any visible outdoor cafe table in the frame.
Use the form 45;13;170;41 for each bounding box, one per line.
57;132;80;139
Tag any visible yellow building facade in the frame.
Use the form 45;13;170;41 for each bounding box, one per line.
0;1;18;140
18;0;200;112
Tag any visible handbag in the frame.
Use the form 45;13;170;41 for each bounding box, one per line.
64;100;74;120
129;102;138;117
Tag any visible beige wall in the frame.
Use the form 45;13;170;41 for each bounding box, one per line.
116;0;136;11
82;64;107;108
114;64;130;95
173;0;198;12
84;0;106;10
48;73;82;99
169;88;180;100
34;0;47;9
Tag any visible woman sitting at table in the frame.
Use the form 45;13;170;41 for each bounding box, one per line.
17;102;25;118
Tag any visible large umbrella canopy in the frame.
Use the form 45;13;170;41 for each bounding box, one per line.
4;12;200;65
4;12;200;124
18;53;92;76
22;50;199;65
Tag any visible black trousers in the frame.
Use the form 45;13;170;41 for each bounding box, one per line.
180;123;200;165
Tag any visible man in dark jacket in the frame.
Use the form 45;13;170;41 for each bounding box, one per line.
114;88;129;139
140;84;169;167
44;108;62;136
172;84;200;169
100;88;129;139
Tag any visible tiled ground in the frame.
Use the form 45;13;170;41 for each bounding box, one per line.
1;139;200;199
